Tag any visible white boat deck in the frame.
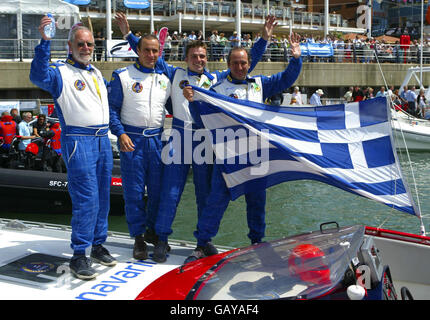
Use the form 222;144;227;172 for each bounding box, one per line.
2;219;430;300
0;219;219;300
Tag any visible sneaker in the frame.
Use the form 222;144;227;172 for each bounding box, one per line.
144;229;171;252
152;240;169;263
133;234;148;260
183;242;218;264
90;245;117;266
69;255;98;280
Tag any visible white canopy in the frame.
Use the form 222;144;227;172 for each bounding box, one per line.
0;0;80;16
0;0;81;41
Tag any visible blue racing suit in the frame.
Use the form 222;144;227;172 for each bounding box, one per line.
123;35;268;242
108;61;171;237
192;56;303;246
29;39;112;255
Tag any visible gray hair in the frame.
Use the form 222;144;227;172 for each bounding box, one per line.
22;112;32;119
68;25;92;42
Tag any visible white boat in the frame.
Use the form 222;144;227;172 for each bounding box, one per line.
0;218;429;300
389;61;430;151
0;218;209;300
391;108;430;151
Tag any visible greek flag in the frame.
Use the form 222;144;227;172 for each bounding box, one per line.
190;86;419;216
300;43;334;57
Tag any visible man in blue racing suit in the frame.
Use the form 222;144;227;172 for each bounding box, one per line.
182;32;303;264
30;17;116;280
108;34;172;261
114;14;276;262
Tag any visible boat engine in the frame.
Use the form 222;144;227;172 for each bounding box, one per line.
25;130;55;171
353;236;398;300
8;136;25;169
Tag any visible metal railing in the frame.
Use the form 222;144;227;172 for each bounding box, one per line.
2;38;429;65
84;0;349;29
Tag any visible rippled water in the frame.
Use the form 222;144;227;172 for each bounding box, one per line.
1;151;429;249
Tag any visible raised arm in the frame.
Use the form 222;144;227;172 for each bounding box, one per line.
29;16;62;98
288;32;302;59
260;32;302;100
115;12;131;38
261;15;277;41
115;12;177;80
249;15;277;73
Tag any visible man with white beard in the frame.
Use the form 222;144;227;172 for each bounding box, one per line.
30;17;116;280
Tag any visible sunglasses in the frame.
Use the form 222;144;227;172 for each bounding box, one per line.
77;42;95;48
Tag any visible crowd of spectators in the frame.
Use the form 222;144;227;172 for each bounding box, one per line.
342;85;429;119
273;85;429;120
131;28;430;64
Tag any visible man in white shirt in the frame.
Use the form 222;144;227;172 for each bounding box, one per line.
344;86;353;102
17;112;36;151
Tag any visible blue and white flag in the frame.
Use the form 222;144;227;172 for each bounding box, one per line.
190;86;419;216
62;0;91;5
300;43;334;57
123;0;150;9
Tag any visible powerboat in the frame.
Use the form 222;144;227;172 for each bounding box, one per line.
1;81;428;301
391;107;430;151
392;65;430;151
0;219;428;300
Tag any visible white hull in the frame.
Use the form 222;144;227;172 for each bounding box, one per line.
366;227;430;300
1;219;429;300
391;110;430;151
0;219;218;300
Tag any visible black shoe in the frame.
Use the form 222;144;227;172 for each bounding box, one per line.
202;242;218;256
133;234;148;260
183;242;218;265
143;229;158;245
183;247;205;265
90;245;117;266
144;229;171;252
152;240;169;263
69;255;98;280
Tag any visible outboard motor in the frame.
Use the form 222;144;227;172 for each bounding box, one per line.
0;137;5;167
8;136;24;169
37;129;55;171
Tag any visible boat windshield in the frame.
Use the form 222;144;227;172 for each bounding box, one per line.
192;225;365;300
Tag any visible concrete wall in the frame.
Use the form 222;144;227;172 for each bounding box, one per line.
1;61;429;92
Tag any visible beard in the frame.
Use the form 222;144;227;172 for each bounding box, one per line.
72;51;92;65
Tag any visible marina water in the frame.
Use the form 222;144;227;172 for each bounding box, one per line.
1;151;429;248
